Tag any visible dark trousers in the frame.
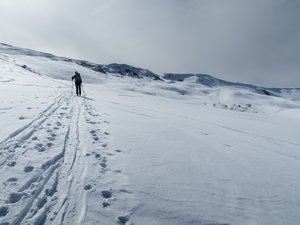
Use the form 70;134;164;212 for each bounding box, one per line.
75;82;82;96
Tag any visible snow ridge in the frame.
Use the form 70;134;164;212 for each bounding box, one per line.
163;73;300;98
0;43;161;81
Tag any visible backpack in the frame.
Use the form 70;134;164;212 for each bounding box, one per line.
74;73;82;83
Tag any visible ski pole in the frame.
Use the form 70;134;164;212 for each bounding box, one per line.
71;79;74;94
82;84;85;95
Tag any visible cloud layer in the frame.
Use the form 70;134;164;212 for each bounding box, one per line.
1;0;300;87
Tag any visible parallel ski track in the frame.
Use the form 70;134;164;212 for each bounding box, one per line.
49;96;88;225
0;92;67;166
0;91;91;225
0;91;124;225
4;92;73;225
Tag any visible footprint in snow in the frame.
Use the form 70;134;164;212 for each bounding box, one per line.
35;143;45;152
0;206;9;217
38;148;45;152
7;161;16;167
8;192;23;204
102;202;110;208
115;149;122;153
32;136;38;141
36;196;47;209
47;142;53;147
47;133;56;141
24;166;34;173
36;143;43;147
16;139;23;146
118;216;129;224
47;137;55;141
7;177;18;182
90;131;97;138
84;184;92;191
101;190;112;199
100;162;107;169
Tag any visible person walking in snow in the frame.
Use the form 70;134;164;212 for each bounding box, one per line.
72;71;82;96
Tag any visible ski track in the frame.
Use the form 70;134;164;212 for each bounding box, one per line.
0;91;132;225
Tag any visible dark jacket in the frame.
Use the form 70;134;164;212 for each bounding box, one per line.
72;73;82;83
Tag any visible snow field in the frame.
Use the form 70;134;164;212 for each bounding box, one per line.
86;83;300;225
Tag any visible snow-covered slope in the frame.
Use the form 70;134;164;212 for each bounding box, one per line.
163;73;300;99
0;43;300;225
0;43;161;81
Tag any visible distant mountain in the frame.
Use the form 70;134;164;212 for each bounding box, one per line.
163;73;300;99
1;43;299;99
0;43;162;80
76;62;162;80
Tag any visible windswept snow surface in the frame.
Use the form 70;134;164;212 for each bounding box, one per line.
0;43;300;225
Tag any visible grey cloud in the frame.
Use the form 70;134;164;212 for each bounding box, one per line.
0;0;299;87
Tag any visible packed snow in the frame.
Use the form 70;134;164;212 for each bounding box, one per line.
0;43;300;225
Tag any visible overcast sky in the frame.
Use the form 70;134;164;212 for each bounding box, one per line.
0;0;300;87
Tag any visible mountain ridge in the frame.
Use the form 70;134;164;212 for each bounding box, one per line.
1;43;299;92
